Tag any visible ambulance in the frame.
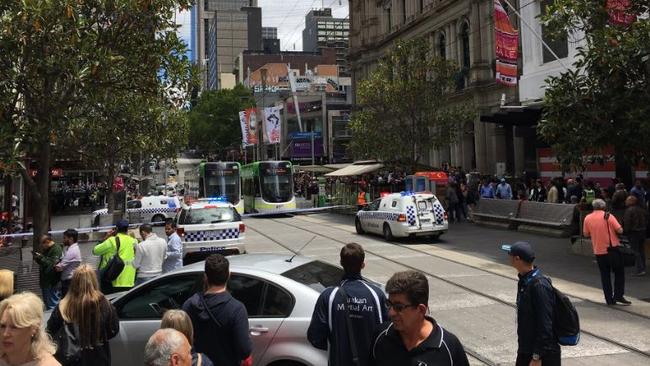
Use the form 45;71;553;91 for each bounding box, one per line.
355;192;448;241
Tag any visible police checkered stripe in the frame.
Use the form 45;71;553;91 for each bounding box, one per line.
183;228;240;242
132;207;177;214
432;202;445;224
406;206;416;226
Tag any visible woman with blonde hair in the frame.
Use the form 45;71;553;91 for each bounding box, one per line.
0;270;14;302
0;292;60;366
46;265;118;366
160;310;213;366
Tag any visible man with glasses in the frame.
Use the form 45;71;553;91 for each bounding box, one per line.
308;243;387;366
370;271;469;366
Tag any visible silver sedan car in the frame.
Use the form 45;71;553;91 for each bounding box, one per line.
107;253;341;366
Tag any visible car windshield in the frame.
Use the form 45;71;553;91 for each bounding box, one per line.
281;261;344;292
181;207;240;225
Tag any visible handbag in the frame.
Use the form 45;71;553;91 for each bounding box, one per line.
53;321;82;366
604;213;636;268
102;236;124;283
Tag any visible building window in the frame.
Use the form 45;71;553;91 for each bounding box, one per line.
541;0;568;63
420;0;424;13
402;0;407;23
386;7;392;31
438;33;446;59
461;22;470;69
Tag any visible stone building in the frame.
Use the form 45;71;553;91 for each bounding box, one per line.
349;0;529;176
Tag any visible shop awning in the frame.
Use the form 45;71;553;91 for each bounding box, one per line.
298;165;335;173
325;161;384;176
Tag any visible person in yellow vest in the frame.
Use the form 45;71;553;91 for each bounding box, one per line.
93;219;137;294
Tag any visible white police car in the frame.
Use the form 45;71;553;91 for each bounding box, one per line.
355;192;448;240
175;198;246;264
92;195;180;227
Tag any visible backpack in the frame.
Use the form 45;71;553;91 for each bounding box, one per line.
102;236;124;283
531;276;580;346
53;321;82;366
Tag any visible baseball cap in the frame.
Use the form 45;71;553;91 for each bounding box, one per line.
116;219;130;229
501;241;535;263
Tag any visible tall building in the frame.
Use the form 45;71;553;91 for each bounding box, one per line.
262;27;277;40
349;0;528;176
302;8;350;76
197;0;261;90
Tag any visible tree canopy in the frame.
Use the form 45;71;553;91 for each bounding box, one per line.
187;85;255;159
348;37;475;166
537;1;650;182
0;0;195;247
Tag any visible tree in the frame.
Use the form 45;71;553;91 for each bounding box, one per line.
348;37;475;166
537;1;650;185
187;85;255;158
0;0;194;249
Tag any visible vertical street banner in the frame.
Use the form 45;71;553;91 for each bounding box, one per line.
494;0;518;87
607;0;636;26
239;108;259;146
264;107;282;144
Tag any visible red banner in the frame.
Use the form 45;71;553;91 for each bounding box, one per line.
494;0;518;87
239;108;259;146
496;61;518;87
607;0;636;26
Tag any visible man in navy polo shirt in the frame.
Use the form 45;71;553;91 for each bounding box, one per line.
369;271;469;366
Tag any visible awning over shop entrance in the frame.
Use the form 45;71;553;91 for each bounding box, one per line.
325;161;384;177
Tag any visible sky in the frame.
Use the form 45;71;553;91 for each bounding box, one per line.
173;1;349;60
258;0;349;51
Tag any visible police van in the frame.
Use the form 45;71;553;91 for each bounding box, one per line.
355;192;448;241
92;195;180;227
175;198;246;264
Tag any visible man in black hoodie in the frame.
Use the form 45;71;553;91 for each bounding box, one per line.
182;254;252;366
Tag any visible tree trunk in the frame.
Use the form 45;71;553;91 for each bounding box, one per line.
106;165;115;214
30;141;51;251
615;145;634;188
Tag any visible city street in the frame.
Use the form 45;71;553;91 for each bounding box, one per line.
14;211;650;365
243;213;650;365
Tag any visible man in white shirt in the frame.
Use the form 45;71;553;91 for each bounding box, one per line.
55;229;82;297
134;224;168;285
163;219;183;273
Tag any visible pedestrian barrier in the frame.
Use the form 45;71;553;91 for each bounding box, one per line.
472;199;520;229
513;201;576;237
473;199;577;237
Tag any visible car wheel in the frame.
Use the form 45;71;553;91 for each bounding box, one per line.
383;223;394;241
355;218;365;234
152;214;165;226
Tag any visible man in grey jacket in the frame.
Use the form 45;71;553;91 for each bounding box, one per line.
134;224;168;285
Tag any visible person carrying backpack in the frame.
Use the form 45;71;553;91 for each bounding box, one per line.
502;242;562;366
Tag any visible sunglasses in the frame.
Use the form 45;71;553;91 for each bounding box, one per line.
385;300;419;312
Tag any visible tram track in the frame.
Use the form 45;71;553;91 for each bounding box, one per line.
245;216;650;364
289;215;650;323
